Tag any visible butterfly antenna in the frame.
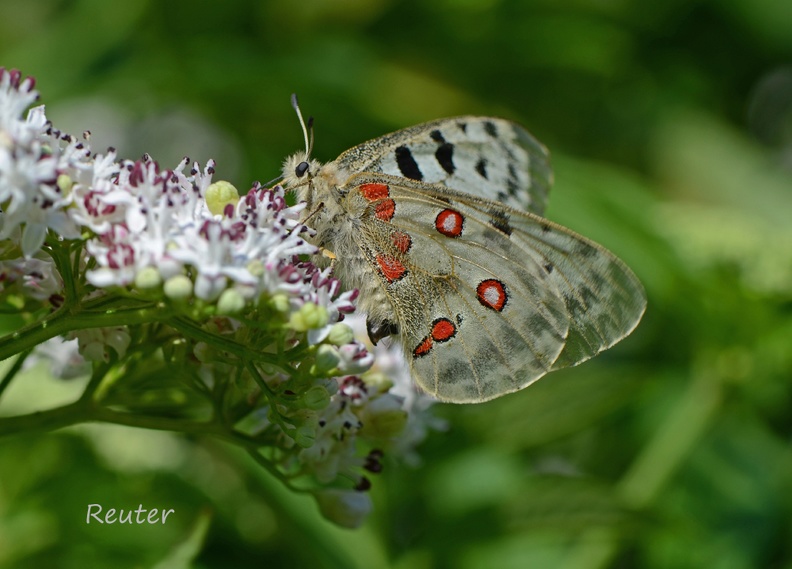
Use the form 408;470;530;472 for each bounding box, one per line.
307;116;315;157
291;93;311;157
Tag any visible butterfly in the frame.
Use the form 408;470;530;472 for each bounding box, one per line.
281;99;646;403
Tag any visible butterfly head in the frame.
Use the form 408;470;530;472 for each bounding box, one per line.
281;151;323;193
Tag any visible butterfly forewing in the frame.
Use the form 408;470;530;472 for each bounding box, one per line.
335;117;552;215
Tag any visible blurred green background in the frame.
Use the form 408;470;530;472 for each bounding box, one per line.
1;0;792;567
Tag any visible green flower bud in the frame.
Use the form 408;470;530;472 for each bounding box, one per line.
293;424;317;448
326;322;354;346
289;302;329;332
205;180;239;216
134;266;162;290
362;372;394;394
56;173;73;194
163;275;193;300
270;293;290;314
247;258;265;277
217;288;245;315
312;344;340;375
303;385;331;411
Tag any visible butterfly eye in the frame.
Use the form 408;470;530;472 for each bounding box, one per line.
295;161;310;178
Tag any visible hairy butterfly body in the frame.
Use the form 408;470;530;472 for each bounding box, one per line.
282;113;646;403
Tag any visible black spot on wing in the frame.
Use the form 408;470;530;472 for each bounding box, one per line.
475;158;488;179
457;121;468;133
506;177;519;197
506;163;520;196
576;241;599;258
395;146;423;181
543;263;554;274
430;129;446;143
488;207;512;236
435;143;455;175
484;121;498;137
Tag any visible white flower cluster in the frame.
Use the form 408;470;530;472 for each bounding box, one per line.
0;67;363;322
0;69;82;258
0;69;445;528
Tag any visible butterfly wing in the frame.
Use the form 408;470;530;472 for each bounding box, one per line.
344;173;645;403
334;116;552;216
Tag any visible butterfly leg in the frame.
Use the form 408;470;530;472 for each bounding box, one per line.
366;318;399;345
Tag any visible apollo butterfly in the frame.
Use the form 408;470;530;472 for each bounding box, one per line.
281;97;646;403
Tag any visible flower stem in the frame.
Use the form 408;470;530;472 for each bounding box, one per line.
0;400;89;436
0;304;169;362
0;349;31;402
0;397;263;450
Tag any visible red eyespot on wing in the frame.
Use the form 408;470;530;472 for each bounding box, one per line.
435;209;464;237
414;317;457;357
413;336;433;358
376;253;407;282
359;183;390;201
390;231;412;253
375;199;396;222
431;317;456;342
476;279;507;312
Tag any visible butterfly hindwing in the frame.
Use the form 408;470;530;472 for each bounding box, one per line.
335;116;552;216
501;213;646;370
345;173;645;402
347;173;573;402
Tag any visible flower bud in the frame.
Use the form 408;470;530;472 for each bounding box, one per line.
134;266;162;290
247;258;265;277
326;322;354;346
315;490;372;529
303;385;331;411
217;288;245;315
311;344;340;375
269;293;290;314
56;174;73;194
163;275;193;300
289;302;328;332
293;423;317;448
205;180;239;216
361;372;394;395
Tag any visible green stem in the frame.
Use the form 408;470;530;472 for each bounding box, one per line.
168;316;284;367
0;398;263;450
0;400;89;436
0;304;169;362
246;448;308;493
0;349;31;402
44;239;78;305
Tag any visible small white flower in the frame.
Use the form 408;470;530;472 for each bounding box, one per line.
67;327;131;362
0;253;63;301
26;336;89;379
